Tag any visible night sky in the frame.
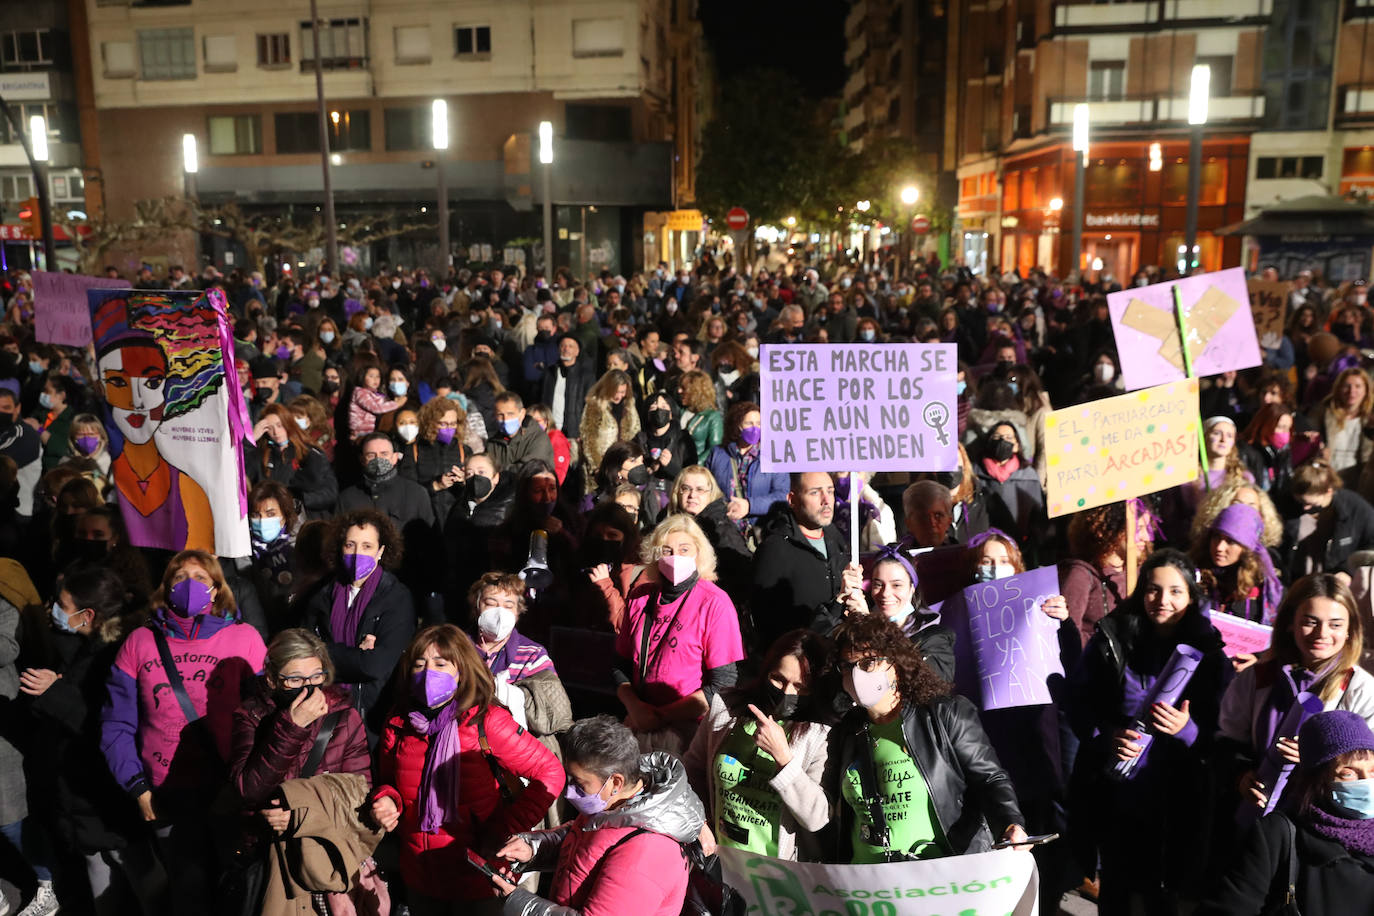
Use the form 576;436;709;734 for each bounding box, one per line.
698;0;848;98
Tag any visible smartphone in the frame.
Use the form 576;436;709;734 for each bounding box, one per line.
465;849;499;879
992;832;1059;849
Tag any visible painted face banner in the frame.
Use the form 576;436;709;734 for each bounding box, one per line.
88;287;250;557
718;846;1038;916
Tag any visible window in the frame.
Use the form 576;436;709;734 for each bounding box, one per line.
274;109;370;154
1;174;33;203
1002;170;1021;210
454;25;491;58
572;18;623;58
102;40;135;77
51;175;67;198
394;26;430;64
1261;0;1337;131
138;28;196;80
1088;61;1126;101
384;106;428;151
1255;155;1323;179
1161;156;1228;205
1196;55;1233;97
565;104;631;142
257;33;289;68
299;17;367;71
203;35;236;72
4;102;76;145
1085;158;1144;207
208;114;261;155
1;30;54;70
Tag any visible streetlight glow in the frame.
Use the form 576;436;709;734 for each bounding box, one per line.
182;132;198;173
1072;104;1089;155
1049;197;1064;211
1149;141;1163;172
1188;64;1210;125
330;110;340;126
432;99;448;151
785;216;796;226
900;185;919;206
856;199;871;212
30;115;48;162
538;120;553;165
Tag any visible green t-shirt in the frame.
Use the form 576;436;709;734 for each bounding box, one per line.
842;717;948;863
713;718;785;856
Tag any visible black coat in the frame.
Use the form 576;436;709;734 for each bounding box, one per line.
541;361;593;438
692;498;752;594
397;437;467;490
826;695;1024;859
750;510;847;650
1197;811;1374;916
302;569;416;738
244;441;339;519
1279;487;1374;580
336;474;436;532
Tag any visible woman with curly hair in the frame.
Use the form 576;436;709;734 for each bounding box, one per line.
679;369;723;461
302;508;417;740
1312;366;1374;487
1189;503;1284;630
397;395;469;491
1062;502;1153;653
1189;479;1283;550
828;614;1027;862
580;368;642;480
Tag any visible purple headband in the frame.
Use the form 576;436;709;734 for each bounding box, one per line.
966;527;1014;552
871;544;917;584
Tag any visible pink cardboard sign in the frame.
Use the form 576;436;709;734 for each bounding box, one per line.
1107;267;1262;391
33;271;127;347
1208;612;1273;658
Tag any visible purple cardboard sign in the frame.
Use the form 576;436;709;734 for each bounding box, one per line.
33;271;126;347
1208;612;1273;659
963;566;1065;710
1107;267;1261;391
1114;644;1204;780
759;344;959;473
1238;691;1325;827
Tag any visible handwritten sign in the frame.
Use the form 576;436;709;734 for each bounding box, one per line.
1044;379;1201;517
33;271;126;347
759;343;958;473
1247;280;1290;350
962;566;1064;710
1107;267;1261;390
1208;612;1273;658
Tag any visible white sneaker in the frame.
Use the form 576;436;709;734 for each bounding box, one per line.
0;878;17;916
16;881;58;916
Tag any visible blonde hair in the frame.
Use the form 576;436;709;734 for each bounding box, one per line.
264;628;335;686
679;370;718;414
1272;574;1365;703
670;465;724;511
1323;367;1374;424
1189;481;1283;548
640;513;718;582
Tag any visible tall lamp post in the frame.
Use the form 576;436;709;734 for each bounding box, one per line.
182;132;200;266
856;199;871;266
539;120;554;276
309;0;338;275
899;184;918;270
1071;103;1089;280
432;99;449;273
1184;64;1210;275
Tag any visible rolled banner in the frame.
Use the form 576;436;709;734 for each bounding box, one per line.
1111;644;1204;781
1237;691;1325;827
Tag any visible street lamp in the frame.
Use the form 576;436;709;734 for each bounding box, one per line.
30;114;48;162
1071;103;1089;279
900;185;918;206
856;199;871;211
1184;64;1210;274
433;99;450;271
539;120;554;276
182;132;200;265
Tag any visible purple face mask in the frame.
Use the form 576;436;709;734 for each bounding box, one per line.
169;578;213;617
274;344;292;361
435;427;456;446
739;425;762;446
565;779;612;816
409;669;457;708
75;435;100;455
344;551;378;581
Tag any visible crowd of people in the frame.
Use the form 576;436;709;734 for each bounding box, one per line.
0;250;1371;916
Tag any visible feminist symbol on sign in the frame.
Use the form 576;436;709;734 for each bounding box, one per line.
923;402;950;446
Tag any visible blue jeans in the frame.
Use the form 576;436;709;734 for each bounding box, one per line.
0;818;53;882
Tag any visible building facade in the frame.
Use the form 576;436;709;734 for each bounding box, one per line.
945;0;1374;280
79;0;704;275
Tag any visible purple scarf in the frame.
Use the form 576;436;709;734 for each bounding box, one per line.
328;566;383;647
407;701;463;834
1306;805;1374;856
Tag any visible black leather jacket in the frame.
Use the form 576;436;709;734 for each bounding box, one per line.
826;694;1023;860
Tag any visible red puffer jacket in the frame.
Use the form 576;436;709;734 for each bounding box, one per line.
375;702;564;901
228;683;371;807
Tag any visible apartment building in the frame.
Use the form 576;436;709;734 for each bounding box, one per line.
80;0;704;274
945;0;1374;279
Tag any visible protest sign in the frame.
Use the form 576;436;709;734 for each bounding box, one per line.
1114;644;1203;780
33;271;126;347
1044;378;1201;518
963;567;1064;710
88;287;251;557
718;845;1037;916
1247;280;1290;350
759;344;959;473
1208;612;1273;658
1107;267;1261;390
1240;692;1324;827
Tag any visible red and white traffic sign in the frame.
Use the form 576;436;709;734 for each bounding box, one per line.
725;207;749;231
910;215;931;234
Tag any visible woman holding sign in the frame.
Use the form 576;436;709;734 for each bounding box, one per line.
682;630;834;861
1065;549;1231;913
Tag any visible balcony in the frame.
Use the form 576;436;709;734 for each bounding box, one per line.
843;105;866;133
1337;84;1374;125
1054;2;1159;29
845;33;868;67
1165;0;1272;22
1048;92;1265;128
844;68;867;103
845;0;868;39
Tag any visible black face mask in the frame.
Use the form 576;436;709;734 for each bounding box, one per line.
593;537;623;567
75;538;110;560
648;408;671;429
253;386;273;404
273;683;314;709
761;681;801;720
0;411;13;429
465;475;493;500
627;465;650;487
990;438;1016;462
321;380;340;395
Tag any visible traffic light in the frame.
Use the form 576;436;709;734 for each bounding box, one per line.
16;197;41;238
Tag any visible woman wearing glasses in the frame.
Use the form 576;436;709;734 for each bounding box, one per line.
668;466;752;591
827;614;1027;862
614;514;747;754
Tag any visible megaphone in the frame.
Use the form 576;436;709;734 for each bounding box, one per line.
520;529;554;591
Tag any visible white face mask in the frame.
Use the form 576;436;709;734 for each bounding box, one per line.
397;423;419;443
432;338;447;352
478;606;517;642
294;416;310;431
1094;363;1115;383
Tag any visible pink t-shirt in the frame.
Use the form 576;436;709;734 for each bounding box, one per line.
616;580;745;706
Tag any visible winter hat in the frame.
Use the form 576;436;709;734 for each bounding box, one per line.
1300;710;1374;770
1211;502;1282;624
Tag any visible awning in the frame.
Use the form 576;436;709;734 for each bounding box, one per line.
1217;195;1374;236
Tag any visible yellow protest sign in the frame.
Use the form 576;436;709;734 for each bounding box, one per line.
665;209;704;232
1044;378;1200;518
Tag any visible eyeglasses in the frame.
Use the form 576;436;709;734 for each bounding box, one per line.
657;545;695;558
280;672;327;689
842;656;889;674
681;485;712;496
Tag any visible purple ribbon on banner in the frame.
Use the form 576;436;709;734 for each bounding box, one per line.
1112;644;1204;781
1237;691;1325;827
209;288;251;519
